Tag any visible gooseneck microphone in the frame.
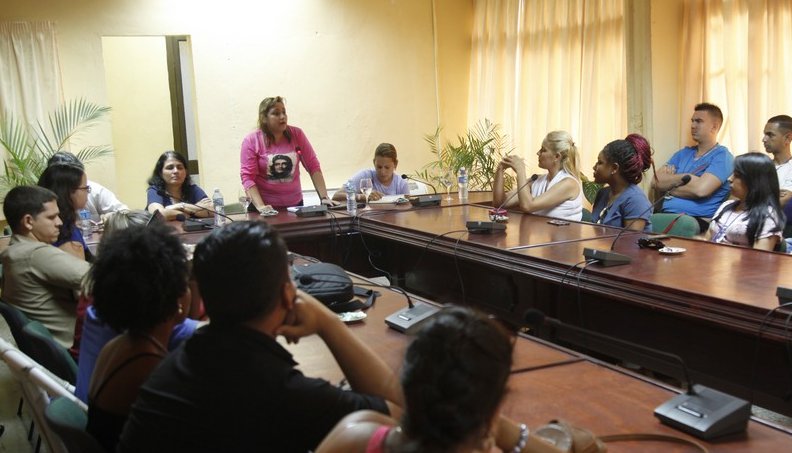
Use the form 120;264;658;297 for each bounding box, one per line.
401;174;438;194
154;188;236;224
467;174;539;234
523;309;750;440
494;173;539;212
583;174;691;267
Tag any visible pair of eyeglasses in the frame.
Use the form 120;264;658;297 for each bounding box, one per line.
75;185;92;193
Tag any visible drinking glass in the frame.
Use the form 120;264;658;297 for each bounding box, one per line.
438;170;454;201
359;178;373;210
238;188;251;214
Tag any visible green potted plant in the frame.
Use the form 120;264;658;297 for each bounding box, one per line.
0;98;113;198
415;119;515;192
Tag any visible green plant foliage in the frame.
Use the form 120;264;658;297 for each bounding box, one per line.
0;99;112;197
579;173;603;205
415;119;515;191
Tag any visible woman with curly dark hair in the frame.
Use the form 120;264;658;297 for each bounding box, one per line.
86;223;192;452
37;163;92;260
317;306;560;453
591;133;654;232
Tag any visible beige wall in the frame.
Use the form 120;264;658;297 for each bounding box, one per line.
1;0;474;204
102;36;174;207
1;0;694;202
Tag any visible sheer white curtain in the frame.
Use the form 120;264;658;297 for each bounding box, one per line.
468;0;626;172
680;0;792;154
0;21;63;125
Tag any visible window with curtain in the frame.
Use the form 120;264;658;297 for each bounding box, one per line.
679;0;792;154
468;0;627;174
0;21;63;125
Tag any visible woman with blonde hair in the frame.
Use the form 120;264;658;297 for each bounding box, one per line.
493;130;583;220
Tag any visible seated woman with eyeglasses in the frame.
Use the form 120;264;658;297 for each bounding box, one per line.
703;152;784;250
37;163;93;261
590;134;654;232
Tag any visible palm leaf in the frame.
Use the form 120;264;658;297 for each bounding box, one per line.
0;99;113;199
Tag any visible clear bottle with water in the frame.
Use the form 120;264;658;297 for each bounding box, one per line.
78;209;93;239
458;167;469;200
212;188;225;227
345;180;357;216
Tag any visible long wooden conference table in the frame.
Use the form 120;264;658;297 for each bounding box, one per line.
171;192;792;421
278;265;792;452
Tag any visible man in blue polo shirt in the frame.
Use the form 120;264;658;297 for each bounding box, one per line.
652;103;733;232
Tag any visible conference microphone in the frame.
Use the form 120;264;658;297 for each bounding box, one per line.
494;173;538;213
401;174;442;207
523;309;749;440
583;174;692;266
155;188;236;226
473;174;540;234
401;174;437;194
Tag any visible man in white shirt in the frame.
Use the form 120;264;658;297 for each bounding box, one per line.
46;152;128;220
763;115;792;208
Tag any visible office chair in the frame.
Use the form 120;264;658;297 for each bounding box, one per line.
0;299;33;353
44;397;104;453
21;321;78;385
651;213;699;238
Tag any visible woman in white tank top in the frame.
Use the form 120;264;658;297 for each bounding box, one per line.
493;130;583;221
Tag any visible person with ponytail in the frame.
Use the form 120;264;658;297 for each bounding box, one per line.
317;306;563;453
590;134;654;232
703;152;784;250
493;130;583;220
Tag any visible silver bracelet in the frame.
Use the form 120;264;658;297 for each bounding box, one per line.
511;423;529;453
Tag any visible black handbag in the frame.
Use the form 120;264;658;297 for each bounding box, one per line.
291;262;377;313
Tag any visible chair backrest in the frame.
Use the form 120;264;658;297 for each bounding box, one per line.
581;208;593;223
21;321;78;384
44;397;105;453
651;213;699;238
0;298;33;353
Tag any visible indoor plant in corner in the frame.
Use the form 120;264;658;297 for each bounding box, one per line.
0;98;113;198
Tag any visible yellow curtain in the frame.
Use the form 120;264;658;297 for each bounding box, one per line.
468;0;626;174
679;0;792;155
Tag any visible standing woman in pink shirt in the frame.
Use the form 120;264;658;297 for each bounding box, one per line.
240;97;336;213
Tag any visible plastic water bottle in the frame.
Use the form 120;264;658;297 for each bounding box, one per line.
78;209;93;239
458;167;469;201
212;188;225;227
345;180;357;216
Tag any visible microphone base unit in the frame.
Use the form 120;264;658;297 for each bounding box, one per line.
654;384;750;440
582;247;631;267
385;302;441;334
183;218;215;232
775;285;792;305
409;194;441;207
294;205;328;217
466;221;507;234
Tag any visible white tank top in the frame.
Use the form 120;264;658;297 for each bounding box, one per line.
530;170;583;221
